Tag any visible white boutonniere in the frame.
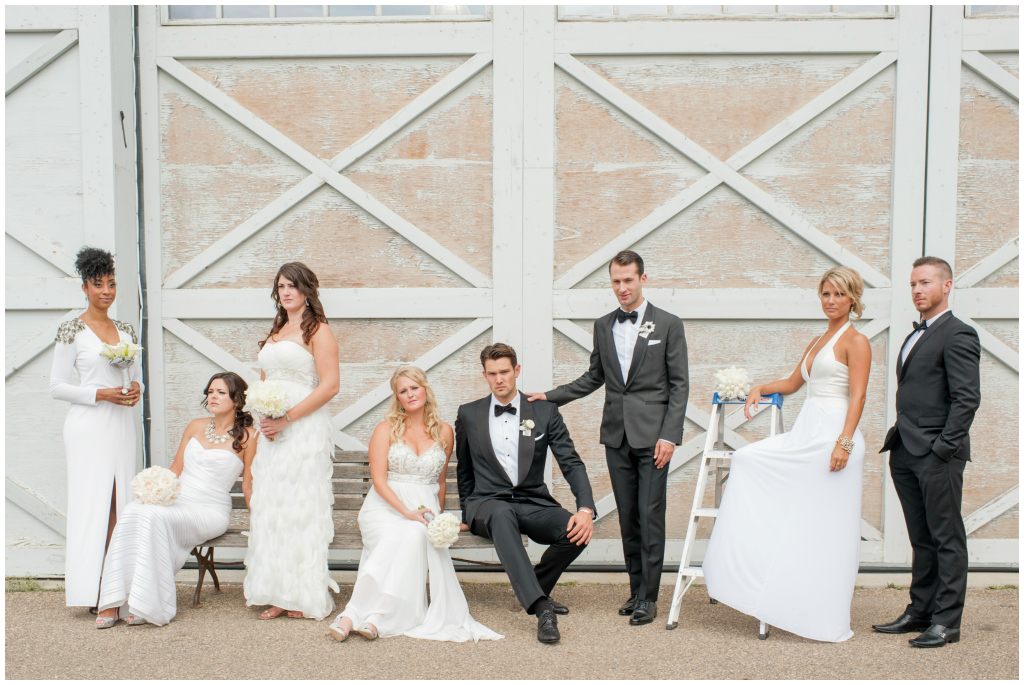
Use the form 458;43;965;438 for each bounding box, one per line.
638;322;656;339
520;419;534;436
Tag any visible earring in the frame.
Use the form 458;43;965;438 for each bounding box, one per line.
305;299;310;307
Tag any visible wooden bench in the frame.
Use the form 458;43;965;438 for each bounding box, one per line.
189;449;519;607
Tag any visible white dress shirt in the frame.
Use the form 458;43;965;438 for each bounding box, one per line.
611;298;648;385
488;392;521;485
901;308;950;365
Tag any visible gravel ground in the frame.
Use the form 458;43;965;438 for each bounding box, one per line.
5;584;1018;680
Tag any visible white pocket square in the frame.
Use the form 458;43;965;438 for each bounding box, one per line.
648;339;662;346
534;433;545;442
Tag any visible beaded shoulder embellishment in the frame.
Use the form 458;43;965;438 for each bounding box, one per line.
113;320;138;344
55;319;87;345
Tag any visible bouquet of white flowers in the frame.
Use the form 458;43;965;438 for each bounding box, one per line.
714;366;751;401
418;506;461;549
131;466;181;506
100;342;143;395
244;380;289;441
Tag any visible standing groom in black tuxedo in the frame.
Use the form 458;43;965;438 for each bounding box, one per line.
529;250;689;626
455;343;596;644
873;256;981;648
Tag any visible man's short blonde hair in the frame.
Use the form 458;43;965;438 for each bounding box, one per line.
818;267;865;319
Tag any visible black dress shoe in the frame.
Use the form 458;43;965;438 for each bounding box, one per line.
629;600;657;625
618;594;639;616
549;598;569;615
872;612;932;634
909;624;960;648
536;608;560;644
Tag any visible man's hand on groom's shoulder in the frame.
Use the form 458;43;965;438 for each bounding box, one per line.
526;392;547;402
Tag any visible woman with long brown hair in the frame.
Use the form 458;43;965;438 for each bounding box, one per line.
243;263;341;621
95;372;256;627
326;366;501;643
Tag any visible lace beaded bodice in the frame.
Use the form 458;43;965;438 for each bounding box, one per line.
386;441;447;486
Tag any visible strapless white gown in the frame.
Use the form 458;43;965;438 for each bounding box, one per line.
243;341;339;619
702;321;865;642
97;438;243;625
332;441;502;642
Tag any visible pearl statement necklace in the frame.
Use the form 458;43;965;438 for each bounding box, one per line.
206;420;232;445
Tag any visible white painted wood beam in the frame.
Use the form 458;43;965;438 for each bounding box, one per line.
5;5;79;31
553;288;891;320
554;52;896;290
959;316;1019;373
5;309;83;379
157;57;491;289
333;317;493;431
5;29;78;96
5;277;82;310
961;17;1019;52
156;21;492;58
5;476;67;538
861;519;883;542
955;287;1019;319
555;54;891;289
962;50;1020;101
555;18;899;54
163;288;493;320
4;213;78;276
956;238;1020;289
161;52;494;289
964;485;1019;536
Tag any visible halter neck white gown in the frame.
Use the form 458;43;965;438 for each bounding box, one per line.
702;321;865;642
331;440;502;642
97;438;243;625
243;341;339;619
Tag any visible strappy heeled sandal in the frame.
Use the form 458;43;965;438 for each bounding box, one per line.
354;624;378;641
258;607;286;620
125;613;148;626
326;625;349;642
95;608;119;629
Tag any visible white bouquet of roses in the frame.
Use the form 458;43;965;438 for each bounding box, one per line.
418;506;461;548
131;466;181;506
714;366;751;401
100;341;143;395
244;380;289;442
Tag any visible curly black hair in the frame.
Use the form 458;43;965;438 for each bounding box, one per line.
74;247;115;284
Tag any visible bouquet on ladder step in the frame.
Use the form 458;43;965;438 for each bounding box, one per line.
99;342;143;395
418;506;461;549
131;466;181;506
714;366;751;401
243;380;290;442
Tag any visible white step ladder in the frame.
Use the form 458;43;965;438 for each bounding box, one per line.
665;392;785;638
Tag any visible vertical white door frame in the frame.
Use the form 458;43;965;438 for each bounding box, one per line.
882;5;931;564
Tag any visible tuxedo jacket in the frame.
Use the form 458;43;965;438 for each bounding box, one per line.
455;392;596;526
545;303;689;449
880;311;981;461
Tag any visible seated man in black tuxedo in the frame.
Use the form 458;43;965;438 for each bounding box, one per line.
455;343;596;644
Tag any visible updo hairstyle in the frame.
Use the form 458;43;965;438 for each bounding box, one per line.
818;267;865;320
75;247;115;284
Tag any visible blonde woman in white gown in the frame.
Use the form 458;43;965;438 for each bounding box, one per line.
702;267;872;643
96;372;257;627
327;366;502;643
50;247;142;612
244;263;340;621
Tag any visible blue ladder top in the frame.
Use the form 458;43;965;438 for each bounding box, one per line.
712;392;784;407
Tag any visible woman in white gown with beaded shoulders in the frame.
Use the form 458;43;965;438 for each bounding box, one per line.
702;267;872;643
327;366;501;643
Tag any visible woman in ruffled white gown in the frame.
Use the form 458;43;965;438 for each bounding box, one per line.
244;263;340;620
50;247;143;612
327;366;501;643
95;372;257;627
702;267;872;643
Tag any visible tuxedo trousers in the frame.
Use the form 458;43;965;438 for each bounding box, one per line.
606;440;669;602
472;499;586;613
889;443;968;629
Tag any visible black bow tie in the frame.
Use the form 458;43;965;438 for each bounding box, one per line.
494;403;517;417
912;320;928;332
616;309;639;324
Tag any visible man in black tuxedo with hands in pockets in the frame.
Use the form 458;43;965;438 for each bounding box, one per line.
528;250;689;626
455;343;596;644
873;256;981;648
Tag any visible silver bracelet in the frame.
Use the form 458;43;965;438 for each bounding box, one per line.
836;435;854;454
284;412;292;423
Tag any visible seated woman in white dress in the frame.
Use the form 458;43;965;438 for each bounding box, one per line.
327;366;501;643
702;267;872;643
95;372;257;627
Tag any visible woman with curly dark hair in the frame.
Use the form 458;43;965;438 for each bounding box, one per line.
95;373;257;627
50;247;143;615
